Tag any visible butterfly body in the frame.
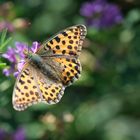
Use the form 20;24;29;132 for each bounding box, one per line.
12;25;87;111
31;54;61;83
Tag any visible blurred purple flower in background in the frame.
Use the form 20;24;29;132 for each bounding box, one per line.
0;21;14;32
13;128;25;140
0;129;6;140
80;0;123;28
0;128;25;140
2;41;40;77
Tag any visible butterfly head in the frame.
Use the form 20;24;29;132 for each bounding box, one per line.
23;48;37;59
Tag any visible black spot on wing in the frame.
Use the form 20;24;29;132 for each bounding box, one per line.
54;36;60;43
61;32;68;36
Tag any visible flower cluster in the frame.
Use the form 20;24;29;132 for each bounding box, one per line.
2;41;39;77
80;0;123;28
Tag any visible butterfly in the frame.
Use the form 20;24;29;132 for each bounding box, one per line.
12;24;87;111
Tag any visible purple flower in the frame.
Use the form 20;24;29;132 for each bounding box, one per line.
2;47;17;63
3;65;15;77
15;42;28;59
80;0;123;28
13;128;25;140
31;41;40;53
17;59;26;73
2;41;40;77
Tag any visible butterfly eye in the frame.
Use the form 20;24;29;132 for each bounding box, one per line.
23;49;33;59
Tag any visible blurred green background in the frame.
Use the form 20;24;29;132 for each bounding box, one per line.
0;0;140;140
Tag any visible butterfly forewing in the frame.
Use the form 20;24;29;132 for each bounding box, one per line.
38;25;87;57
39;24;86;86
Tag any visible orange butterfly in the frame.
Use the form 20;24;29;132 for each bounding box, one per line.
12;25;87;111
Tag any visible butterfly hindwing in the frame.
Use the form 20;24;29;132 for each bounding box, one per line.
34;68;65;104
12;64;41;111
13;63;65;111
51;57;81;85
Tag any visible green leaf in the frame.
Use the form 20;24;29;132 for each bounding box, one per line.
0;29;12;50
0;28;8;45
0;37;12;49
0;63;6;68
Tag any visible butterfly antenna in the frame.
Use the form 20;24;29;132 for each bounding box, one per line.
26;42;30;59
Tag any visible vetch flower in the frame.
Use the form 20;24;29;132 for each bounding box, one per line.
15;42;28;59
3;64;15;77
31;41;40;53
2;47;16;63
80;0;123;28
2;41;40;77
17;59;26;73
